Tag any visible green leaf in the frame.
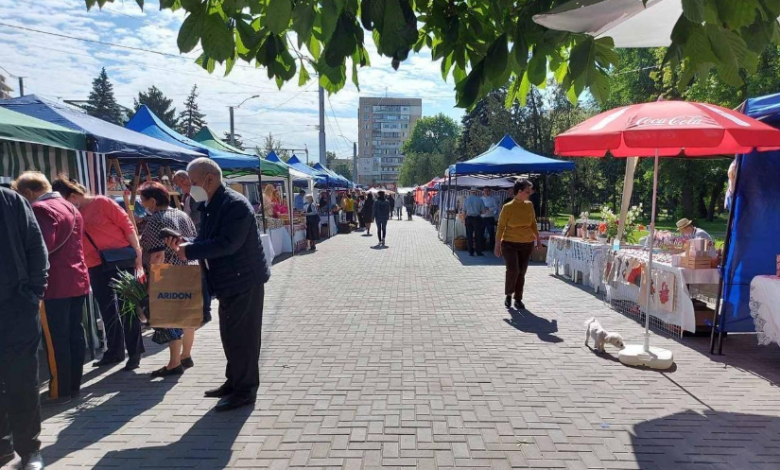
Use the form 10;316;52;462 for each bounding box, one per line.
292;0;316;46
682;0;705;23
196;53;216;73
201;11;235;61
177;9;204;53
351;56;361;90
510;37;528;71
321;0;340;41
707;25;747;70
593;37;618;68
225;53;236;76
589;70;609;103
267;0;292;35
714;0;760;30
236;19;264;51
308;37;322;60
553;58;568;83
484;34;508;86
180;0;201;12
517;71;531;106
526;51;547;86
456;61;484;108
135;0;144;11
298;62;311;86
441;52;454;81
686;25;717;64
505;76;520;107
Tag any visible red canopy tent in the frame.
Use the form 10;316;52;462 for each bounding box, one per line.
555;100;780;368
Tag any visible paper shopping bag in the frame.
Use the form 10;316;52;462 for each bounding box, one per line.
148;264;203;328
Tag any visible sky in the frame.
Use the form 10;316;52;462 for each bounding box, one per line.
0;0;465;161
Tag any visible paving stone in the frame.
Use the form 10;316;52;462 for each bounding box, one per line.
31;219;780;470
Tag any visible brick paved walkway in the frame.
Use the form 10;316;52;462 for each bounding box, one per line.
35;218;780;470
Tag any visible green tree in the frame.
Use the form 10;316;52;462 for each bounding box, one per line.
326;150;337;167
88;0;780;110
84;67;124;125
398;114;459;186
331;161;353;181
130;86;178;129
224;131;245;150
177;85;207;138
263;132;289;160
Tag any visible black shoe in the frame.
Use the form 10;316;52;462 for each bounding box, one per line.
204;383;233;398
92;357;122;368
469;252;475;257
215;394;255;412
515;299;525;310
477;252;485;256
18;451;44;470
151;365;184;378
504;296;512;308
41;395;72;407
181;357;194;369
123;356;141;371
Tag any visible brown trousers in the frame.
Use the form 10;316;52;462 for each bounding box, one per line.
502;241;534;300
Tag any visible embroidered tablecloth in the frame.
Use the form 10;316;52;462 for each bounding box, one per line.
546;236;608;291
750;275;780;346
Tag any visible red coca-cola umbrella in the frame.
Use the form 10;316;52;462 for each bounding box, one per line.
554;101;780;369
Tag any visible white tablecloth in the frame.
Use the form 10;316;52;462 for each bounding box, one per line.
260;233;274;268
750;275;780;346
546;236;608;291
438;217;466;243
269;227;292;254
681;268;720;285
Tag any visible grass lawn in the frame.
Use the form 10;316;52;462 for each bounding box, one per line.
551;212;728;246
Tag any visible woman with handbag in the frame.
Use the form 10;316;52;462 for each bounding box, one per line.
138;182;199;378
52;177;145;371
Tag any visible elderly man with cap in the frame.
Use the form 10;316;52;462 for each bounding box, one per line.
676;218;712;242
463;187;486;256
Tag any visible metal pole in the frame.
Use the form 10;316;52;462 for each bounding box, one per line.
18;77;24;97
353;142;358;185
452;172;458;254
710;154;742;355
256;165;267;234
643;150;660;353
287;175;295;256
229;106;235;146
318;85;326;167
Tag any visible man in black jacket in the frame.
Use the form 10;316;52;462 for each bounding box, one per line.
166;158;270;412
0;186;48;469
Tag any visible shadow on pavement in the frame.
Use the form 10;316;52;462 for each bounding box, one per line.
631;410;780;469
504;309;563;343
92;406;253;469
452;250;505;267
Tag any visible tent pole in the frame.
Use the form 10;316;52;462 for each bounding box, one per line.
710;154;742;355
452;172;457;254
327;177;331;238
287;175;295;256
643;150;660;353
257;167;267;234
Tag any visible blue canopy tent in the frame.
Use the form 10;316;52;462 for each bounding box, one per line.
449;134;575;176
712;92;780;353
443;134;575;252
266;151;313;188
0;95;203;194
313;162;352;188
286;155;330;187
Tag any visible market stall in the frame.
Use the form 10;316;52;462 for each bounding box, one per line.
437;175;514;244
546;236;609;291
712;93;780;348
555;99;780;366
443;135;574;251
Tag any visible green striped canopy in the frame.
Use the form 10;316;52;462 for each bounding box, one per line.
193;126;288;178
0;140;78;181
0;107;86;150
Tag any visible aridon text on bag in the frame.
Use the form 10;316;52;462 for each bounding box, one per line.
149;264;203;328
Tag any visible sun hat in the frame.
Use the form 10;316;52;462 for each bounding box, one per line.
676;218;693;230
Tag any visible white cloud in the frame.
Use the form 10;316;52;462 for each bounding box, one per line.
0;0;463;161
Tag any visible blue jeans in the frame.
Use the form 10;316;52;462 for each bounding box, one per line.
376;220;387;242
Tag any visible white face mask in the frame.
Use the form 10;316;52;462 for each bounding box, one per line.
190;185;208;203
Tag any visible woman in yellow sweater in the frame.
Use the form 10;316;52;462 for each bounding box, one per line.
495;179;539;309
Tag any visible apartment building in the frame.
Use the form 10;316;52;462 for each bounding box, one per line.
357;97;422;186
0;73;13;99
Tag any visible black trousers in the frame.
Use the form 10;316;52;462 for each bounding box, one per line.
405;205;413;219
89;267;145;362
41;295;87;398
202;273;212;324
503;241;534;300
376;220;387;242
0;299;41;459
218;283;264;398
483;216;496;250
465;216;485;254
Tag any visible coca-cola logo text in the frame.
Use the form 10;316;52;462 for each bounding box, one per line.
631;115;718;127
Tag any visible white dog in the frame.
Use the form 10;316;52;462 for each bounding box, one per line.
585;317;625;353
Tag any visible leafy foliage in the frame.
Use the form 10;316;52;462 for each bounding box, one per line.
84;67;125;125
130;86;179;129
224;131;245;150
177;85;207;138
87;0;780;109
263;132;290;159
397;114;459;186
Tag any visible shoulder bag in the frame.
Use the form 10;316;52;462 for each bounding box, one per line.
84;230;137;272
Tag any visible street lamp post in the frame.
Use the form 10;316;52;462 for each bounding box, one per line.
229;94;260;146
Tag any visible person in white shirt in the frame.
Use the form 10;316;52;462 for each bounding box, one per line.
481;187;501;251
394;191;404;220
